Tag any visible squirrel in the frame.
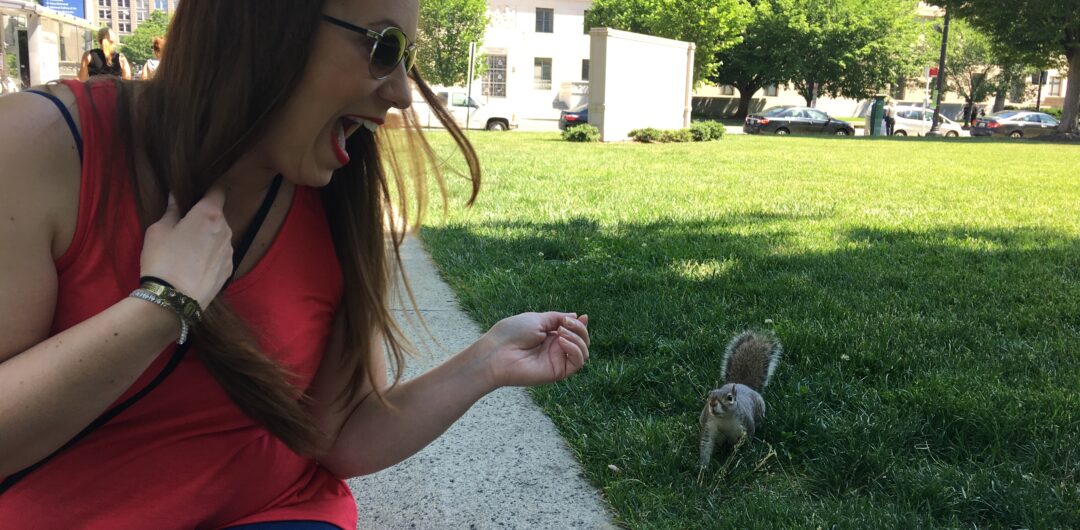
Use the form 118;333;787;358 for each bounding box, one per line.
698;330;782;471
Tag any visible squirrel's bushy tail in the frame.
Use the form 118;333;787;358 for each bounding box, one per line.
721;330;782;391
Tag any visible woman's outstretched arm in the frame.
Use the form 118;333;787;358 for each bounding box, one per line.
309;312;590;478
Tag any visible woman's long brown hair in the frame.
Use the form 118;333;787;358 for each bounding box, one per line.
99;0;480;454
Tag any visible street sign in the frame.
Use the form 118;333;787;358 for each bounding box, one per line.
928;67;938;77
41;0;85;20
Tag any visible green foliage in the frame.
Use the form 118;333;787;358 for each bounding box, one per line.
419;131;1080;528
787;0;925;105
561;124;601;142
587;0;750;85
417;0;489;88
628;126;709;143
628;127;662;143
689;120;726;141
4;53;16;75
712;0;800;118
120;10;169;67
940;19;998;105
937;0;1080;133
660;128;694;143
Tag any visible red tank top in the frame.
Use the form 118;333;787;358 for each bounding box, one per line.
0;79;356;528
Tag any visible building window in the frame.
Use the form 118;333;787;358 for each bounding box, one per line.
719;85;735;96
99;8;109;19
583;9;590;34
581;59;589;81
482;54;507;97
764;84;778;97
535;8;553;33
98;0;108;6
119;22;130;33
1049;75;1063;96
154;0;168;10
534;57;552;90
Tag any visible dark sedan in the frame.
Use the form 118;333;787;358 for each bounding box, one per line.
559;104;589;130
744;106;854;136
970;110;1059;138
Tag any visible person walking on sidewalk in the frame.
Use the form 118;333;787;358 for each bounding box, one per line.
78;27;132;80
0;1;591;529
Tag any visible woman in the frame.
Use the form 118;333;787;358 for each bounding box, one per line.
0;1;590;528
78;27;133;80
141;36;165;80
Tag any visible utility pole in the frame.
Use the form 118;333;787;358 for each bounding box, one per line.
926;8;951;136
466;42;476;131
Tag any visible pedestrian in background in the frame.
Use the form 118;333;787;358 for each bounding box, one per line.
141;36;165;80
78;27;132;80
0;0;590;528
884;98;895;136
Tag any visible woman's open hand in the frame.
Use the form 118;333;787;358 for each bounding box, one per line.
481;312;590;388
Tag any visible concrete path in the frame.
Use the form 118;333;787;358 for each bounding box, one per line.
348;235;616;530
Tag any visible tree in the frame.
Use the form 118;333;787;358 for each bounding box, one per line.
416;0;489;88
587;0;750;86
121;10;170;67
786;0;925;107
712;0;801;118
941;18;997;124
937;0;1080;134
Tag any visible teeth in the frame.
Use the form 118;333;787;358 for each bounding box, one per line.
341;116;380;135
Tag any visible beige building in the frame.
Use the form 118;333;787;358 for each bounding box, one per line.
91;0;177;35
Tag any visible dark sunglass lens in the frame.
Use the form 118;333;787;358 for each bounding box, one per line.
370;29;407;76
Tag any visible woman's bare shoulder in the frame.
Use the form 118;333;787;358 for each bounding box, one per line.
0;85;84;258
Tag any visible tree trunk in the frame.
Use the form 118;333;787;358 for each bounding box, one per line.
801;81;815;107
735;84;761;119
1059;50;1080;135
993;86;1007;112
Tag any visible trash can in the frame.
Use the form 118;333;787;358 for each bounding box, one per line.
869;95;886;136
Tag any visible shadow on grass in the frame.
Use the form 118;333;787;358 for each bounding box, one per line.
420;215;1080;528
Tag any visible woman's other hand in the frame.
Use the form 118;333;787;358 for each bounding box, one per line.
482;312;590;387
139;186;234;308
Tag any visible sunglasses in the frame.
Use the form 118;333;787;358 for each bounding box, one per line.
322;14;417;80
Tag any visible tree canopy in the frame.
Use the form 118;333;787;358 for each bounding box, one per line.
711;0;799;117
587;0;750;85
784;0;924;106
416;0;489;88
936;0;1080;133
120;10;169;67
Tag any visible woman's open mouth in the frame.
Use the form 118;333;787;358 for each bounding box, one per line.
331;115;383;166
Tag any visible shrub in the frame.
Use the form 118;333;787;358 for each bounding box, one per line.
1003;105;1064;119
628;127;663;143
690;120;726;141
661;128;694;143
562;124;600;142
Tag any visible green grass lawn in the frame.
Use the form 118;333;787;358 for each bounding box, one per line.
415;132;1080;529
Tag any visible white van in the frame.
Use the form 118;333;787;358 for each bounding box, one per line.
868;105;965;137
408;89;517;131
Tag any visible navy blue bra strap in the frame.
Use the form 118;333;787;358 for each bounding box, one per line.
26;89;84;164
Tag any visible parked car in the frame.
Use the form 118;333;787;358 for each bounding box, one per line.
744;106;854;136
871;105;963;137
558;104;589;130
409;89;517;131
970;110;1059;138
